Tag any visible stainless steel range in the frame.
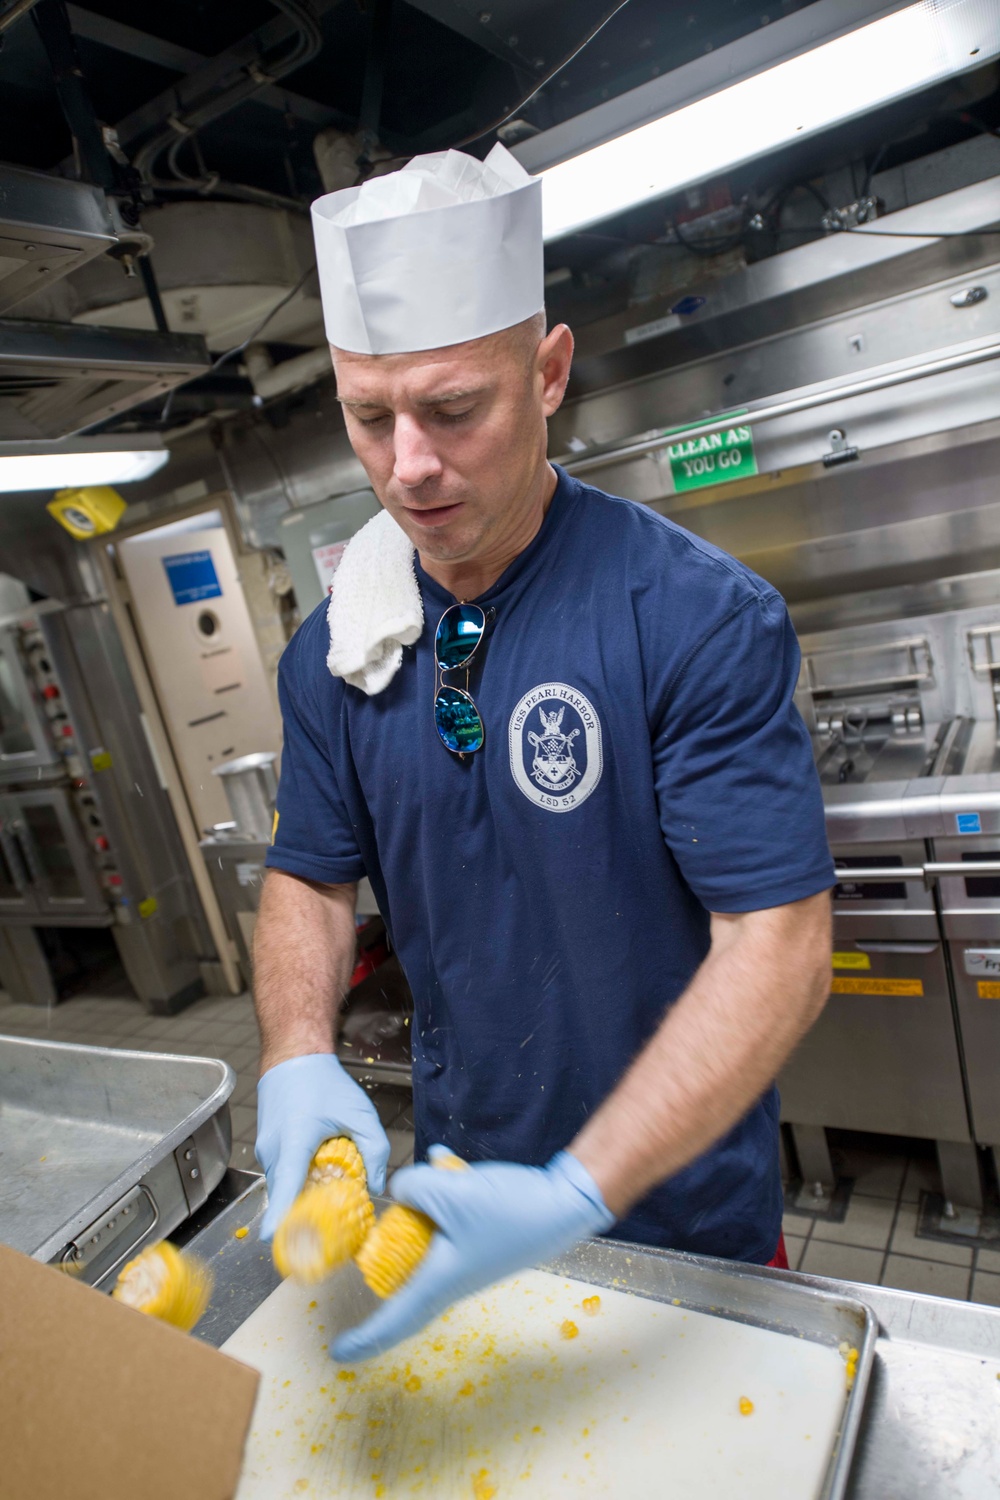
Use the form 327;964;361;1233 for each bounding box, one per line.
775;605;1000;1226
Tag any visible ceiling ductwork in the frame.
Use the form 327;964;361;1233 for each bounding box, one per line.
11;201;322;354
0;163;211;438
0;317;209;440
0;164;119;314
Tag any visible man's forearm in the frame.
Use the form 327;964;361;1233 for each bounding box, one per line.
569;891;831;1218
253;869;359;1074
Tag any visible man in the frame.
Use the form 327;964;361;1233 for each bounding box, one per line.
254;145;833;1363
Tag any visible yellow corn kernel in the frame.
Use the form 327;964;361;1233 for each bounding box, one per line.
560;1319;579;1339
355;1203;435;1299
738;1396;754;1416
113;1242;212;1331
274;1174;374;1284
582;1295;601;1316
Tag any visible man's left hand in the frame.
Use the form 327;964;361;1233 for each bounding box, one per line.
332;1146;614;1362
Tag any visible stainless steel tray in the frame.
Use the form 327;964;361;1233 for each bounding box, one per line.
187;1178;874;1500
545;1237;876;1500
0;1035;233;1284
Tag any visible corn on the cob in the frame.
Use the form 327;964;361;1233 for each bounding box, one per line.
113;1242;212;1331
308;1135;367;1187
354;1150;468;1299
355;1203;436;1298
273;1135;375;1284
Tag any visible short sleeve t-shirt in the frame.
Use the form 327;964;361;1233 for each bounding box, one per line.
267;466;834;1264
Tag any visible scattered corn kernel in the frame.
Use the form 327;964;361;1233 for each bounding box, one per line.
404;1375;422;1393
560;1320;579;1339
113;1242;212;1331
356;1203;435;1298
582;1295;601;1316
234;1226;249;1240
472;1469;496;1499
739;1397;754;1416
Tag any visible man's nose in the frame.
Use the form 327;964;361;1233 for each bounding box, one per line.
392;415;443;489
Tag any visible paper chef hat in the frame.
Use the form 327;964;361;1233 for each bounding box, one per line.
311;143;543;355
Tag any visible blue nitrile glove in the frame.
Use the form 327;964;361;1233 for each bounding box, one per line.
256;1053;391;1241
332;1146;614;1363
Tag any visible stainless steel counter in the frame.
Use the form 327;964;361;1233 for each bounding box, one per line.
186;1174;1000;1499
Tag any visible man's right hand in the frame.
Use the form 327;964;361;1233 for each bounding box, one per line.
255;1053;391;1240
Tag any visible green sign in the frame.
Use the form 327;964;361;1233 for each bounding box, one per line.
665;412;757;493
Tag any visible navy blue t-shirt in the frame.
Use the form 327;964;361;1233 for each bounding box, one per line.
266;467;834;1264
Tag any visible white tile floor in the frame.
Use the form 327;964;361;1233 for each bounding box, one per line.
4;989;999;1306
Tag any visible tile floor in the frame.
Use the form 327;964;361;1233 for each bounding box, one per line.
4;989;999;1308
782;1137;1000;1305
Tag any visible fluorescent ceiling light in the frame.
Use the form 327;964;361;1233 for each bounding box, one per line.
538;1;998;241
0;438;169;493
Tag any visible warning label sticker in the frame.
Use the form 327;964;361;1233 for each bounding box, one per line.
832;952;871;970
831;977;924;996
977;981;1000;999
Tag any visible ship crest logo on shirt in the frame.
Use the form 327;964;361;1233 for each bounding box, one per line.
527;706;580;792
509;683;603;814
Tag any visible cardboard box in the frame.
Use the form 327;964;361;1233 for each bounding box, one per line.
0;1243;259;1500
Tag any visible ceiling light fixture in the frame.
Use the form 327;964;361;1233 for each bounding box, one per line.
528;0;999;242
0;438;170;493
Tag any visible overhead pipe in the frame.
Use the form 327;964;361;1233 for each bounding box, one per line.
0;0;42;32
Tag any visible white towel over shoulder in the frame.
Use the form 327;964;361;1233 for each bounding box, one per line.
326;508;423;694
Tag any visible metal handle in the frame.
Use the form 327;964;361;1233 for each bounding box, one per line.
924;862;1000;879
834;867;925;882
853;940;939;954
0;825;29;892
10;822;38;885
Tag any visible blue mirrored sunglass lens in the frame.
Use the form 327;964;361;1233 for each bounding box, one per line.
434;686;484;753
435;604;485;670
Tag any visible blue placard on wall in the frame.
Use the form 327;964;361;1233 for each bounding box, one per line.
162;550;222;606
956;812;982;835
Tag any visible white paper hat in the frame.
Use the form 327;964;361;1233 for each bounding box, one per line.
311;143;543;355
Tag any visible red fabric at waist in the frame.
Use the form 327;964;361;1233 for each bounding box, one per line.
767;1232;789;1270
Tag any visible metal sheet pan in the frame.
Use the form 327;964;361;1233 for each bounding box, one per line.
185;1177;874;1500
0;1035;233;1279
547;1238;875;1500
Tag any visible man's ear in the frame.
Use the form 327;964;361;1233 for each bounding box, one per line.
538;323;574;417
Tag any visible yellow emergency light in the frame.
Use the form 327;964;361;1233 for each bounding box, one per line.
47;485;127;539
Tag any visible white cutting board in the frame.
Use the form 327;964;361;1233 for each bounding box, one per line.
223;1264;847;1499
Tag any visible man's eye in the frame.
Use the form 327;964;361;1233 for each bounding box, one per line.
356;412;390;427
437;408;474;424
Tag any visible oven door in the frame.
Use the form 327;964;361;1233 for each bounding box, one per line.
934;834;1000;1148
0;626;60;785
6;789;107;920
779;839;970;1142
0;795;41;917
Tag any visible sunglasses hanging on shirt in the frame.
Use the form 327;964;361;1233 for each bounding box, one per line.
434;603;493;756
